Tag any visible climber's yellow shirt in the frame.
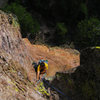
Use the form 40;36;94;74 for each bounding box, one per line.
37;63;48;73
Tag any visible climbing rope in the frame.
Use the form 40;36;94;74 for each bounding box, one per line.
42;78;72;100
34;72;71;100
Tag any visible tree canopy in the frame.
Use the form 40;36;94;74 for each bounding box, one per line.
2;0;100;49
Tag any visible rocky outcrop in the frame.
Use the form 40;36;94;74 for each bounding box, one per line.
70;47;100;100
0;11;46;100
0;57;46;100
50;47;100;100
23;38;80;77
0;10;80;81
0;11;35;81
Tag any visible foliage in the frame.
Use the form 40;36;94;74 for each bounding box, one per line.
81;81;96;100
3;3;40;38
7;14;20;28
2;0;100;48
76;17;100;48
53;22;68;45
80;3;88;18
74;48;100;100
12;16;19;27
56;23;67;35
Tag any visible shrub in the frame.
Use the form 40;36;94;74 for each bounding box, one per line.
53;22;68;45
56;22;67;35
76;17;100;48
80;3;88;18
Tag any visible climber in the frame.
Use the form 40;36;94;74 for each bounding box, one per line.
33;60;48;82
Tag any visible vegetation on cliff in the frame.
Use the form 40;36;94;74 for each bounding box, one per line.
1;0;100;49
3;2;40;38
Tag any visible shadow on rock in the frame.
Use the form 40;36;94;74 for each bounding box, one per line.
43;47;100;100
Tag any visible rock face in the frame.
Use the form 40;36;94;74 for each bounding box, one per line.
71;47;100;100
50;47;100;100
23;38;80;77
0;11;35;81
0;58;46;100
0;11;46;100
0;10;80;100
0;10;80;81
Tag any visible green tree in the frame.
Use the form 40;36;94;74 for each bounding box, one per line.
76;17;100;48
53;22;68;45
3;3;40;38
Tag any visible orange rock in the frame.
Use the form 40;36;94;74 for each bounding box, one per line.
23;38;80;77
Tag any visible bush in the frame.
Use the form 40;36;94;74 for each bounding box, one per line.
3;3;40;38
80;3;88;18
76;17;100;48
56;23;67;35
53;22;68;45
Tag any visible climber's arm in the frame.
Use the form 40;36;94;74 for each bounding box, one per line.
36;70;40;81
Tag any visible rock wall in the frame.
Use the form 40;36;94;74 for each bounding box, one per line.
0;10;80;82
0;11;35;81
23;38;80;77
